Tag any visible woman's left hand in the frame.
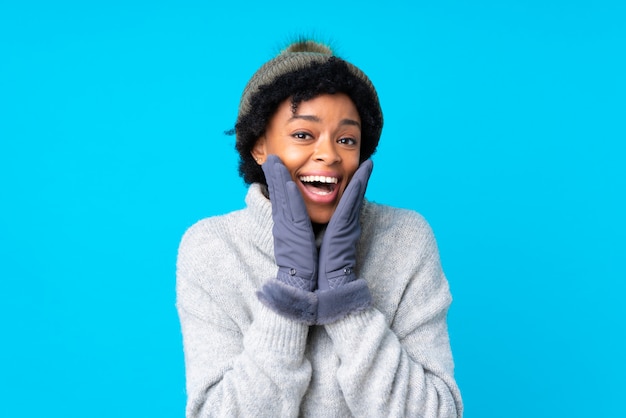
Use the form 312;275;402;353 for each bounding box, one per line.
316;159;373;324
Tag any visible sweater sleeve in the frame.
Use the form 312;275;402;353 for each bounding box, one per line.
323;215;463;418
176;224;312;417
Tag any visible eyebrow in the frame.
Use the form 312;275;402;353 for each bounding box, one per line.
288;115;361;128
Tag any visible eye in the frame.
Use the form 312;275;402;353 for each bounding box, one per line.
338;137;358;146
292;131;312;140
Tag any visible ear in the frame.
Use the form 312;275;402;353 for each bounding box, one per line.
251;136;267;165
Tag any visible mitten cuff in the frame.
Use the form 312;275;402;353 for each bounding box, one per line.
316;278;371;325
257;279;318;325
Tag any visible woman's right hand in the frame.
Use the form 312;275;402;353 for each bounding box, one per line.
263;155;318;290
256;155;318;324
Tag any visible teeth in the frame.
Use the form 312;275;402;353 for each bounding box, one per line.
299;175;338;184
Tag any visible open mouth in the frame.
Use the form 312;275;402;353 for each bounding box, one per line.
299;175;338;196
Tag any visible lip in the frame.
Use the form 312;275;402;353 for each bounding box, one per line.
297;171;343;205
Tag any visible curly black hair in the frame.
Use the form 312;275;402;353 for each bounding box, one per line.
233;57;383;185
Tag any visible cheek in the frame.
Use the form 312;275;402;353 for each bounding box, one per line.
279;150;309;172
280;147;308;163
345;156;361;179
268;146;312;182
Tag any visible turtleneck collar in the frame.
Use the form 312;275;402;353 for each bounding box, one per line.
244;183;274;256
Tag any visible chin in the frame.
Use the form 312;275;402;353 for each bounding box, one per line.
307;208;334;225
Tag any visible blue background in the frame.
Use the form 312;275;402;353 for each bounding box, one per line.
1;1;624;416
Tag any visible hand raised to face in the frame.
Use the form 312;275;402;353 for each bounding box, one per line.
262;154;318;291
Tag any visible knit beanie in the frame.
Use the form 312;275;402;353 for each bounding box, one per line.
238;41;381;129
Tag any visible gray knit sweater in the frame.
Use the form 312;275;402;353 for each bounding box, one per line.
176;184;463;417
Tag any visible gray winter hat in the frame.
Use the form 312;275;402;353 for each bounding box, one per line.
238;41;380;124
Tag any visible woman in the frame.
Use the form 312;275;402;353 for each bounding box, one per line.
176;39;463;417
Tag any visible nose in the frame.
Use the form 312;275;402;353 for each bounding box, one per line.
313;136;340;165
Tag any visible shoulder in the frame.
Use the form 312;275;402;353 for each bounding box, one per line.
179;183;271;254
361;201;437;255
178;210;245;256
176;208;258;291
359;201;444;289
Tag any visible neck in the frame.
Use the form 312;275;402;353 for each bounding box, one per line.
312;222;327;236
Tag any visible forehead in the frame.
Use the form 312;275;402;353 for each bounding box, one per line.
276;93;360;121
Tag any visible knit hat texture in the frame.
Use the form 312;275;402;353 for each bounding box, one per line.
237;40;381;136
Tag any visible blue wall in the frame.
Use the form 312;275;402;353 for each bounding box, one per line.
1;1;624;416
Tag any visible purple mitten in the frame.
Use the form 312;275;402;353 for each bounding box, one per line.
256;155;318;324
316;159;373;324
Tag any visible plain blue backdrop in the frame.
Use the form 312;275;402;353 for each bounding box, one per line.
1;1;624;416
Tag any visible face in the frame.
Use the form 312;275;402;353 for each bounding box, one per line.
252;93;361;224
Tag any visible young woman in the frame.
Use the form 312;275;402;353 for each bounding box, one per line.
176;40;463;417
